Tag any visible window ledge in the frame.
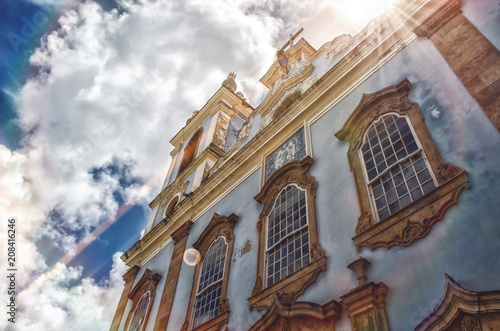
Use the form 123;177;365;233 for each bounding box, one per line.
353;169;469;250
248;255;327;312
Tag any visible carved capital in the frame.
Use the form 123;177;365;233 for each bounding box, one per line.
171;220;193;243
414;0;463;38
122;265;140;283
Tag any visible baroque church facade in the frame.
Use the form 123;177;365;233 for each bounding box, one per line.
110;0;500;330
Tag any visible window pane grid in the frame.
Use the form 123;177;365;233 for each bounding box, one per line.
361;115;437;221
197;238;227;293
362;114;419;182
129;292;150;331
265;185;310;287
267;185;307;249
371;151;436;220
192;237;227;329
192;282;222;328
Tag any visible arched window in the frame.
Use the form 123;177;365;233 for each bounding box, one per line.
128;291;150;331
265;184;310;287
360;114;436;221
191;237;227;329
249;156;325;311
182;213;238;331
179;129;203;175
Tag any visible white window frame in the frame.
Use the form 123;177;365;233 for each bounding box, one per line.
358;113;438;222
190;236;228;329
264;183;310;288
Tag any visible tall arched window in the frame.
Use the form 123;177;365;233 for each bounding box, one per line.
182;213;238;331
360;114;436;221
265;184;310;287
249;156;325;311
179;129;203;175
191;237;227;329
128;291;150;331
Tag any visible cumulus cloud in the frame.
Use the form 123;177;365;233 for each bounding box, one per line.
1;252;127;331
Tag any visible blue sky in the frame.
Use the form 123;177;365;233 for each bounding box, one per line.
0;0;392;329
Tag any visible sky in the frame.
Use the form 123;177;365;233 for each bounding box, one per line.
0;0;393;329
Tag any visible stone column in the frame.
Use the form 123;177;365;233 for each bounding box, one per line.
110;265;140;331
153;220;193;331
414;0;500;130
339;257;390;331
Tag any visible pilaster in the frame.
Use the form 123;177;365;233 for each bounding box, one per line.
414;0;500;131
110;265;140;331
153;220;193;331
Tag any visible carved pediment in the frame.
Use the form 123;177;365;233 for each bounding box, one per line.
257;64;315;119
415;274;500;330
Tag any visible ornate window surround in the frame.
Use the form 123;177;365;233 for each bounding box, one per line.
335;79;469;250
124;269;162;331
181;213;239;331
249;156;326;312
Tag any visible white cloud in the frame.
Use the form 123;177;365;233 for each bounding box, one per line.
1;252;127;331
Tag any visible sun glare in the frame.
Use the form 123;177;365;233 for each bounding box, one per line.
331;0;394;29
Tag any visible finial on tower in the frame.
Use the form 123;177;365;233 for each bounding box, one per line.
222;72;237;92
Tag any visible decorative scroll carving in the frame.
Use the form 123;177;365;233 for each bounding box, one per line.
461;315;481;331
437;163;461;184
252;276;263;296
310;243;325;260
414;0;463;38
219;297;230;314
355;212;374;234
248;299;342;331
323;34;353;60
392;218;431;246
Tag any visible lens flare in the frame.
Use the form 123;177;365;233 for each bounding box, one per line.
183;248;201;266
329;0;394;29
